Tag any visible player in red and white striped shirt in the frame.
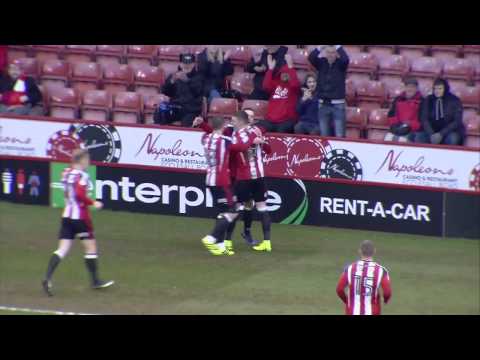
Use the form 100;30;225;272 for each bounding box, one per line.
42;149;114;296
200;116;263;256
336;240;392;315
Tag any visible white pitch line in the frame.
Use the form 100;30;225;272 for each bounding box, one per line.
0;306;99;315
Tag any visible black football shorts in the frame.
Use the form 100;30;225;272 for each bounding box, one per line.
59;218;94;240
234;178;268;203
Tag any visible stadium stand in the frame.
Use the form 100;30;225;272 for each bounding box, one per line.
81;89;112;121
70;61;102;95
207;97;239;119
112;91;143;123
48;87;80;119
241;99;269;120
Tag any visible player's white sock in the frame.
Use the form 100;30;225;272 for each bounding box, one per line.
203;235;216;244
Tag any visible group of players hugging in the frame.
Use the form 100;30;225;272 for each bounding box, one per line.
193;108;272;256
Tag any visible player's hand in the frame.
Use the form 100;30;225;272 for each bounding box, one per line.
285;53;293;68
253;136;265;145
93;201;103;210
192;116;204;127
267;55;276;70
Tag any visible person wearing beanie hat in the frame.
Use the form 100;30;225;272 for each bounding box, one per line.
418;78;465;145
160;53;205;127
385;77;424;143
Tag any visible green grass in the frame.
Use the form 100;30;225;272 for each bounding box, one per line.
0;202;478;315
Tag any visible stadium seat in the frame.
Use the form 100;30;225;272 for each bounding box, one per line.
10;57;39;79
157;45;189;62
418;79;434;97
229;72;255;97
208;98;239;118
159;61;181;79
143;94;170;124
112;91;143;124
430;45;462;61
410;56;443;79
6;45;32;62
343;45;365;54
464;111;480;134
377;54;409;79
345;78;357;105
81;90;112;121
290;47;311;70
32;45;65;61
381;77;405;102
348;52;378;79
474;61;480;83
64;45;95;64
346;106;368;127
449;83;480;110
126;45;157;66
355;79;386;107
367;128;389;141
397;45;429;62
442;58;474;83
95;45;125;65
241;99;269;120
346;127;362;139
102;63;134;94
70;62;102;95
366;108;390;142
463;45;480;64
48;87;80;119
365;45;396;58
39;59;70;88
131;64;165;96
227;45;253;69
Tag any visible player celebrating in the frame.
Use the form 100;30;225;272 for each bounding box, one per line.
200;115;263;256
336;240;392;315
42;149;114;296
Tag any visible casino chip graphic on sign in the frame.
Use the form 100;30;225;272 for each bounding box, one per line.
320;149;363;180
469;164;480;191
70;124;122;163
285;137;332;178
46;129;85;161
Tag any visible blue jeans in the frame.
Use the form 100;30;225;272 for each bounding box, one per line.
208;89;222;104
294;122;320;135
414;131;464;145
318;102;346;137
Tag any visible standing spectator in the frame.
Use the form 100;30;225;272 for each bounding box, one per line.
0;63;42;115
0;45;7;74
294;74;320;135
246;45;288;100
197;46;234;103
160;53;204;127
257;54;300;133
308;45;349;137
385;78;424;143
418;78;465;145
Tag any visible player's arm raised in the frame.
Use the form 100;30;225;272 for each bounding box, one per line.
192;116;214;134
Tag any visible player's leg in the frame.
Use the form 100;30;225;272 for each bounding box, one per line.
240;200;258;245
80;219;114;289
42;219;74;296
251;179;272;252
234;180;257;245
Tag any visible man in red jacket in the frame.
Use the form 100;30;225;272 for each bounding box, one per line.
257;54;300;133
385;77;424;143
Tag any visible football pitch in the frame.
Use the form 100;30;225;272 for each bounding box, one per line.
0;202;478;315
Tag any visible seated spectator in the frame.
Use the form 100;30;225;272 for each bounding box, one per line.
197;46;234;103
0;46;7;74
246;45;288;100
257;54;300;133
308;45;349;138
0;63;42;115
159;53;204;127
294;74;319;135
418;78;465;145
385;78;424;143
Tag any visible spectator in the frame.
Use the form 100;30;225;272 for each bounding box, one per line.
246;45;288;100
160;53;204;127
294;74;320;135
0;63;42;115
418;78;465;145
197;46;234;103
308;45;349;137
0;46;7;74
257;54;300;133
385;78;424;143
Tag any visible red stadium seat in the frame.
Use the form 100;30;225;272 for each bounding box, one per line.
346;127;362;139
159;61;181;79
10;57;39;79
345;78;357;105
230;72;255;96
70;62;102;95
6;45;32;62
227;45;253;68
464;112;480;134
126;45;157;66
131;64;165;96
112;91;143;123
95;45;125;65
442;58;474;83
64;45;95;64
430;45;462;61
39;59;70;88
397;45;429;62
366;108;390;141
102;63;134;95
343;45;365;54
208;98;239;118
410;56;442;79
418;79;434;97
32;45;65;61
143;94;170;124
48;87;80;119
449;83;480;110
348;52;378;79
355;79;386;106
366;45;396;58
157;45;189;62
378;54;409;79
241;99;269;119
381;77;405;102
290;47;311;70
346;106;368;127
367;128;389;141
81;90;112;121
